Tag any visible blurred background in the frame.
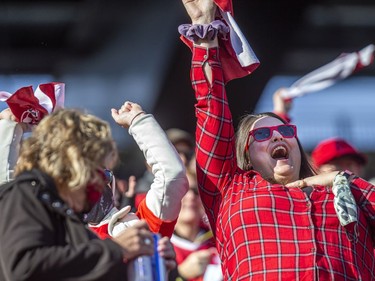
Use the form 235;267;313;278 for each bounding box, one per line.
0;0;374;179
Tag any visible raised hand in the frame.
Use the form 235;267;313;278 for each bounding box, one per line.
116;176;136;198
126;175;136;198
182;0;217;25
111;101;145;129
273;88;293;115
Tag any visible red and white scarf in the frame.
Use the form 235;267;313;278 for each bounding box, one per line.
0;82;65;124
181;0;260;83
280;44;375;100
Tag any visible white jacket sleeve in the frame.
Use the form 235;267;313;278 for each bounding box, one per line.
0;120;24;185
129;114;188;221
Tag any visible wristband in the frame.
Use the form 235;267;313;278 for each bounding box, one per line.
178;20;230;42
130;111;145;126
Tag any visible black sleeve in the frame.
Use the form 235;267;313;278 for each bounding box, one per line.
0;183;127;281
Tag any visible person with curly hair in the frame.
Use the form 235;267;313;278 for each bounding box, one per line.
0;105;174;280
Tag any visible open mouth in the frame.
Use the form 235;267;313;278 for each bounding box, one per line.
271;145;289;160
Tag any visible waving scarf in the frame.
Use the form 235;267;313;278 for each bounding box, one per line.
0;82;65;124
180;0;260;83
279;44;375;100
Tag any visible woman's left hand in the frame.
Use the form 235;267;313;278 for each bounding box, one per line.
111;101;145;129
157;236;177;271
286;171;340;188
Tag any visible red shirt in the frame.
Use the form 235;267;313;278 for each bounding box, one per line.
190;46;375;280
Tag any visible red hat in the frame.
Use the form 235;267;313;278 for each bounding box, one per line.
311;138;367;167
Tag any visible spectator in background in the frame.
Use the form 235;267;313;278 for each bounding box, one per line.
311;137;367;176
169;169;222;281
134;127;195;209
272;89;368;177
166;128;195;166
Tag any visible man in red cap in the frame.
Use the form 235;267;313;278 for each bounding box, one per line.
311;137;367;176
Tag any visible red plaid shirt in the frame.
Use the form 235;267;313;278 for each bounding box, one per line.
190;46;375;281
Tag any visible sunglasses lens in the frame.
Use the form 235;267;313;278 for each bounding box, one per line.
103;169;113;185
253;128;271;141
278;125;295;137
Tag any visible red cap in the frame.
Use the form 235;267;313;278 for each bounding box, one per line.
311;138;367;167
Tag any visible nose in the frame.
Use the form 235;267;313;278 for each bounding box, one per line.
272;130;284;142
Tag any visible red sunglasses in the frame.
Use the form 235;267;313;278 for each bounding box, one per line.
244;124;297;151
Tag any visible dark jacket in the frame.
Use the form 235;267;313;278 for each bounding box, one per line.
0;169;127;281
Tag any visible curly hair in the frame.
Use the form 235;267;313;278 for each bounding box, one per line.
15;108;118;193
236;112;316;180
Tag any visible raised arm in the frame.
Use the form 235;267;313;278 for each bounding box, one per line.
273;88;293;123
181;0;237;231
112;101;188;235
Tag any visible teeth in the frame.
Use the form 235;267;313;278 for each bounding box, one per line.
271;146;288;159
273;146;286;153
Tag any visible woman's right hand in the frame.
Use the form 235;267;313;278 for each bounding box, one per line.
112;220;154;261
182;0;217;25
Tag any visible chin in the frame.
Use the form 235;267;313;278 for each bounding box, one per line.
274;164;299;180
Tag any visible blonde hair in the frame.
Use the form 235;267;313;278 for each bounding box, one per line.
15;108;118;193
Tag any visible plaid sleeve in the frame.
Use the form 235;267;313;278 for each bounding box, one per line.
191;46;237;233
349;175;375;228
